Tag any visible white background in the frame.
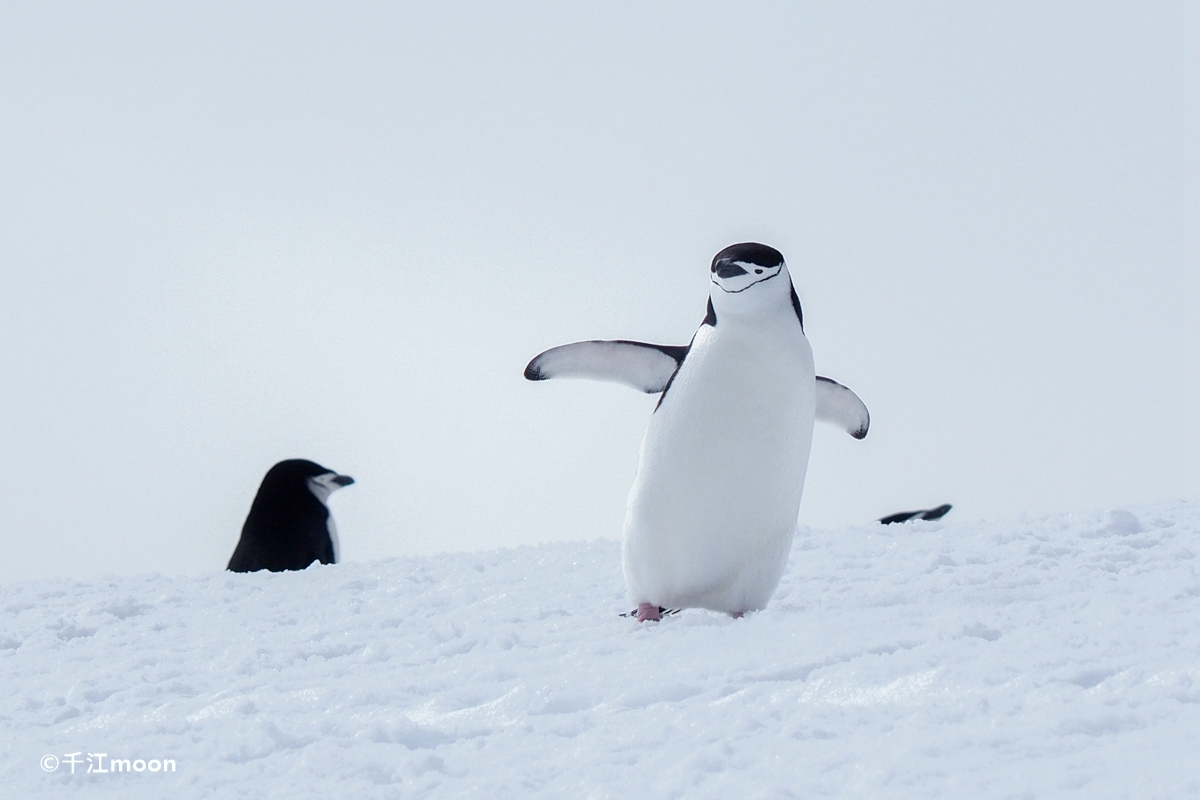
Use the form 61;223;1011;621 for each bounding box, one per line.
0;1;1194;580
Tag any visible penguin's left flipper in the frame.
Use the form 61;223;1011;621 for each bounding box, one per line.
524;340;688;393
815;376;870;439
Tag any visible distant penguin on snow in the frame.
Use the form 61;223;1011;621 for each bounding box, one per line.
879;504;952;525
525;243;869;621
227;459;355;573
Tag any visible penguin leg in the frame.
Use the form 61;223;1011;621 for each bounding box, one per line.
636;603;663;622
729;612;745;619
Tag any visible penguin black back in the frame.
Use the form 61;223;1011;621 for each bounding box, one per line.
227;459;354;573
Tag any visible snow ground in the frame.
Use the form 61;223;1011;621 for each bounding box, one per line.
2;500;1198;799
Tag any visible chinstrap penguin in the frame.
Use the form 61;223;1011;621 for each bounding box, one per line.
879;504;952;525
525;243;869;621
227;459;355;573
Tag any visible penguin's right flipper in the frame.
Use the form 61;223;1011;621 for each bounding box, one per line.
879;504;952;524
524;340;688;393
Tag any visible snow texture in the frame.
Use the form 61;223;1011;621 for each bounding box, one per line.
3;501;1198;799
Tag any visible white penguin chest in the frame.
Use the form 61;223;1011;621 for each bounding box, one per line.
633;320;816;527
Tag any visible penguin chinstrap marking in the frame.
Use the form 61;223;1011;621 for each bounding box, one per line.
525;243;869;621
227;459;355;573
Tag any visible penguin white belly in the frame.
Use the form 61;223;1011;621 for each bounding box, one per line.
622;323;815;613
327;516;340;563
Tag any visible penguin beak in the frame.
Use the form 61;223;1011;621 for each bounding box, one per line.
713;262;749;279
332;475;355;487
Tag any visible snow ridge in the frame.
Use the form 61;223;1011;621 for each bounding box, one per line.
2;501;1198;798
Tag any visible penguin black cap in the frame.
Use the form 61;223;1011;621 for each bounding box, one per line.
711;243;785;277
227;459;355;573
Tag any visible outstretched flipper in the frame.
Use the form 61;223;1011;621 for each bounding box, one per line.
815;376;870;439
524;340;688;394
879;504;952;525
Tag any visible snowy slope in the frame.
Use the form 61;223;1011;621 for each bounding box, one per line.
2;501;1198;799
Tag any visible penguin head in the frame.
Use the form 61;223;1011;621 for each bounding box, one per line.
709;243;791;314
261;459;355;505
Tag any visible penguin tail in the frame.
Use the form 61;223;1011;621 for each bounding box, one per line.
619;606;681;619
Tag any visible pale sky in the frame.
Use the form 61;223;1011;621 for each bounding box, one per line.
0;2;1195;582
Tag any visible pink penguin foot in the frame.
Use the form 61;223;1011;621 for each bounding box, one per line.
730;611;745;619
636;603;663;622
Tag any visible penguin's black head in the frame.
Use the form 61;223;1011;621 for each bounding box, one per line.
262;459;355;504
710;242;786;294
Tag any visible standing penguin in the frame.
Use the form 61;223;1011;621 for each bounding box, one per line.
525;243;868;621
227;459;355;573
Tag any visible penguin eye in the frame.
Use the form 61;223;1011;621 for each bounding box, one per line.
755;269;763;274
